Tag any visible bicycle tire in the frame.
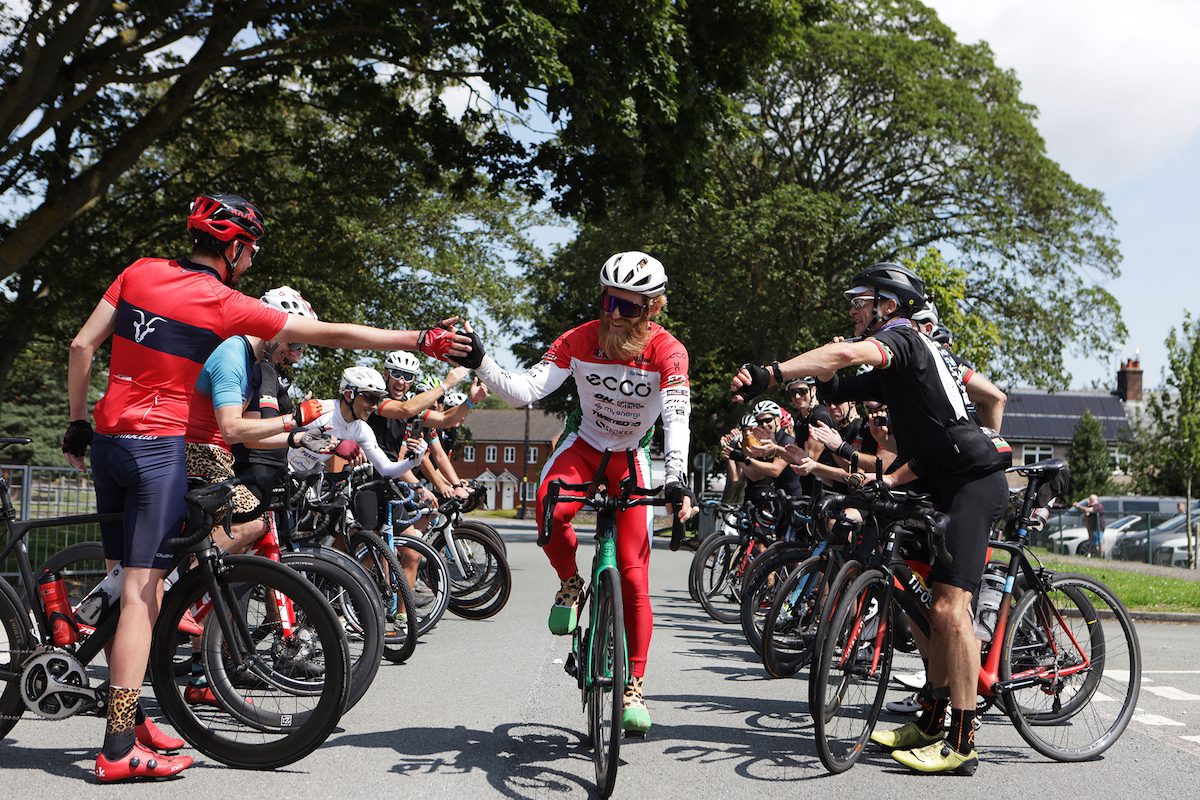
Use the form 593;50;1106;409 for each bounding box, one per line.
739;541;812;656
811;568;893;774
0;577;34;738
150;555;350;769
1000;572;1141;761
279;550;383;711
430;528;512;620
692;534;752;623
806;559;862;710
391;534;451;635
37;541;108;610
588;566;625;798
349;531;419;663
454;519;508;557
761;552;831;678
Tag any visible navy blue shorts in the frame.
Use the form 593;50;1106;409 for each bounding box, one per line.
90;434;187;569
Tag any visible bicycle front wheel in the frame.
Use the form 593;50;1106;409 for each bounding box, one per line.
692;534;752;623
739;541;810;656
280;550;384;711
588;566;626;798
150;555;350;769
999;572;1141;761
433;529;512;620
761;552;830;678
0;578;34;739
349;531;419;663
392;534;451;635
811;568;893;774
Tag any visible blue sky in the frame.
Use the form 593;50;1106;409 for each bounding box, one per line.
488;1;1200;393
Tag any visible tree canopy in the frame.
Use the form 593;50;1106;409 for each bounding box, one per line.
519;0;1126;443
0;0;795;281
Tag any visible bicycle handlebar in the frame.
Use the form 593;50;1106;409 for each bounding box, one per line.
818;487;953;565
168;471;285;550
539;449;685;551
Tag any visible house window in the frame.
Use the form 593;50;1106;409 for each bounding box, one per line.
462;445;475;462
526;446;539;464
503;446;516;463
485;445;497;463
523;481;538;501
1022;445;1053;465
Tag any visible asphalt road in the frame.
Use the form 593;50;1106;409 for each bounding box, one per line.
4;517;1200;798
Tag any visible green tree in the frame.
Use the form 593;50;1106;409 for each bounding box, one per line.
0;0;794;280
1124;314;1200;567
520;0;1124;440
1066;409;1115;503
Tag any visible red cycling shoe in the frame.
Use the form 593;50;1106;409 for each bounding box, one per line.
184;682;221;708
177;610;203;636
135;718;185;751
94;742;193;782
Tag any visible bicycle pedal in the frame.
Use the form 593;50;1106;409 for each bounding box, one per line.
624;729;647;740
563;652;578;678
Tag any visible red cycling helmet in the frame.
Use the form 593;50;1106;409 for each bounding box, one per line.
187;194;265;243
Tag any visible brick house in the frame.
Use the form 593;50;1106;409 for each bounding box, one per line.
1001;359;1141;487
450;409;564;510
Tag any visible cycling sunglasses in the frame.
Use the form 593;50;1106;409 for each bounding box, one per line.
387;368;418;382
286;342;306;353
601;293;648;318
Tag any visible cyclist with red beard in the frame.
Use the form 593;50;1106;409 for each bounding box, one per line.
461;251;697;734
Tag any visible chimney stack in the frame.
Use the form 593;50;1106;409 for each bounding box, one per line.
1116;357;1142;402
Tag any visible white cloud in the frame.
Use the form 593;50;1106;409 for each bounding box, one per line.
930;0;1200;186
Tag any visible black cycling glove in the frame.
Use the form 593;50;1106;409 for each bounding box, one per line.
449;328;487;370
62;419;93;458
664;482;696;513
732;363;771;403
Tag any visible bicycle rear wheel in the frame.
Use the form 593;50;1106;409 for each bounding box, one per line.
1000;572;1141;761
349;531;419;663
454;519;508;557
150;555;350;769
588;566;625;799
811;568;893;774
279;550;383;711
761;552;830;678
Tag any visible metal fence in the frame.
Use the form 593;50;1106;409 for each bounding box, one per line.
1;464;103;578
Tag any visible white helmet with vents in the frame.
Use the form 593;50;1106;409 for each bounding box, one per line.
599;251;667;297
753;400;782;419
261;286;318;319
383;351;421;375
340;366;386;395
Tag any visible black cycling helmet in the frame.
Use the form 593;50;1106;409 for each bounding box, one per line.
844;262;926;316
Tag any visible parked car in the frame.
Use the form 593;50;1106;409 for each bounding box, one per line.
1051;514;1142;558
1152;527;1200;568
1111;514;1193;562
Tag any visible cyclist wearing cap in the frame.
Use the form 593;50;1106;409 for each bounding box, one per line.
462;250;697;734
730;262;1009;776
63;193;473;783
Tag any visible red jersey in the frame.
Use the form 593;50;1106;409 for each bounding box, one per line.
94;258;286;437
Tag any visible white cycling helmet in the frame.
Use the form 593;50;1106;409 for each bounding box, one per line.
740;413;757;429
753;400;782;419
444;391;467;408
261;286;318;319
911;299;939;325
383;350;421;376
414;377;437;394
340;366;386;395
599;251;667;297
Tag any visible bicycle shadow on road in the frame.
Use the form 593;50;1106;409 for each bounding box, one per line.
329;721;602;799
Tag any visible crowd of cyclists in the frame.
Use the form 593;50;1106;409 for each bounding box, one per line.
50;190;1036;783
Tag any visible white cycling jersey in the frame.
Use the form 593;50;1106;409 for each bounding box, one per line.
474;319;691;483
288;405;426;477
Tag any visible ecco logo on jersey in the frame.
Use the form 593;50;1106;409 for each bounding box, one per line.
585;376;652;400
584;374;651;397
